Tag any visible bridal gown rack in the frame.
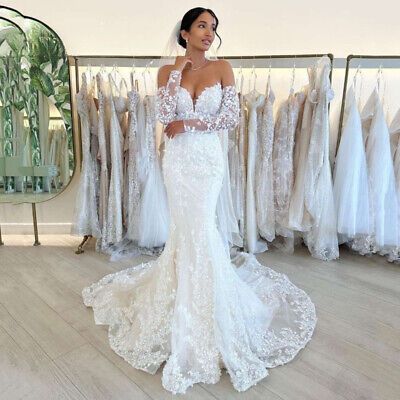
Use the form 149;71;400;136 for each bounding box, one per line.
335;54;400;262
69;54;337;261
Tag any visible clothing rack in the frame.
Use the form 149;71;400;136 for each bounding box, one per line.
337;54;400;150
68;53;334;255
70;54;334;96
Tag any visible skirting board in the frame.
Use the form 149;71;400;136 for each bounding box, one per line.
1;223;72;235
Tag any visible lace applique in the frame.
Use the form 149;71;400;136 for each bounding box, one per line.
183;86;240;132
155;69;182;125
155;69;240;133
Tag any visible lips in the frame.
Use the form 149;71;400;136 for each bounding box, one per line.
202;40;211;46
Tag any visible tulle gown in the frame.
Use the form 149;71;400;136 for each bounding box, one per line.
333;84;371;244
82;67;317;395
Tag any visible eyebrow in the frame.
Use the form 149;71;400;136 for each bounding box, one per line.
198;20;216;26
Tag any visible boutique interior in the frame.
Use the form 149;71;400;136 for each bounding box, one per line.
0;2;399;400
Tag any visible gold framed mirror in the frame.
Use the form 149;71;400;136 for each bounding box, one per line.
0;6;75;204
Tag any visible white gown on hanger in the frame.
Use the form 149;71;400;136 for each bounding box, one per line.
359;88;399;254
390;107;400;192
243;90;268;253
288;66;316;232
71;73;101;237
303;56;339;261
96;72;111;250
125;87;141;241
273;89;305;251
333;84;371;243
136;94;170;248
256;83;276;242
106;74;128;244
82;68;317;395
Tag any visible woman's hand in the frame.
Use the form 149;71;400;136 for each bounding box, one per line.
174;56;193;72
164;120;185;138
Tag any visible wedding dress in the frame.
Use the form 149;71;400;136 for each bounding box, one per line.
389;107;400;191
288;66;317;232
71;72;101;237
303;56;338;261
82;68;317;395
359;88;399;253
136;94;170;248
255;82;275;242
125;85;141;241
243;90;268;253
333;84;371;244
96;72;110;250
273;89;305;251
106;74;128;244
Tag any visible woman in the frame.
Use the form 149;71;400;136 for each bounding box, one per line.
82;7;317;395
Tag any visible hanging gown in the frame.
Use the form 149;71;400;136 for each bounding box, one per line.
136;94;170;248
272;89;305;252
288;66;317;232
125;87;141;241
333;84;371;244
96;72;110;250
237;91;247;239
303;56;339;261
82;67;317;395
243;90;268;254
106;74;128;244
71;73;101;238
358;88;399;254
389;107;400;191
255;84;276;242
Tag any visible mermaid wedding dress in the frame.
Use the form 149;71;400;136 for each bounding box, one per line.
82;68;317;395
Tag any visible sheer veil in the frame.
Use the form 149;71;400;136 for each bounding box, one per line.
158;19;241;256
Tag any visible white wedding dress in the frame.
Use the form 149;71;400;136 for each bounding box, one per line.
333;84;371;244
82;68;317;395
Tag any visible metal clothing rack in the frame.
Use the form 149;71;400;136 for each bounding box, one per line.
337;54;400;149
69;53;334;255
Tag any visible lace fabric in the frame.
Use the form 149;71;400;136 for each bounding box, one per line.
83;66;317;394
256;86;276;242
71;73;101;237
303;56;339;261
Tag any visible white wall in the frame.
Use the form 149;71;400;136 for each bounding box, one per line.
1;1;399;234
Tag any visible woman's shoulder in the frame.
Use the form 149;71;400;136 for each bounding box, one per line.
211;59;234;86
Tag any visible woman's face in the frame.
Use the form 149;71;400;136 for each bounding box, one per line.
182;11;216;51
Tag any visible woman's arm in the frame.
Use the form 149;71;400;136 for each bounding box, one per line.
155;66;182;125
183;60;240;132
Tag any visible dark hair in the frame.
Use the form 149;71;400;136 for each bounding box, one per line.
178;7;222;50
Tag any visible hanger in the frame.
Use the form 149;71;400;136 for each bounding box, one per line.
86;63;93;82
352;63;363;107
265;56;272;96
130;60;136;91
289;57;296;94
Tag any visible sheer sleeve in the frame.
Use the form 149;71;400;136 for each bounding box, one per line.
155;69;182;125
183;85;240;132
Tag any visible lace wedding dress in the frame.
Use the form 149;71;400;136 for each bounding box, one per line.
82;67;317;394
71;73;101;237
244;90;268;253
256;82;276;243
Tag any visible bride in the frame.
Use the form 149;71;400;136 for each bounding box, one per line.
82;7;317;394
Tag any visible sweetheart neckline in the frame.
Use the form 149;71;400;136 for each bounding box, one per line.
179;82;222;109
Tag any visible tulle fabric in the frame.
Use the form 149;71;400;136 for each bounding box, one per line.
333;85;372;244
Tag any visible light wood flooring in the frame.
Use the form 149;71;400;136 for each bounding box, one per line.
0;234;399;400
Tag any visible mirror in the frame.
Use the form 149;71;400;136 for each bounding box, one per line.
0;7;74;203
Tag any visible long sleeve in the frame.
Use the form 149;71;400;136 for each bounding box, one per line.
155;69;182;125
183;85;240;132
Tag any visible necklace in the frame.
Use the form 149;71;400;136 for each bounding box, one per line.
190;59;210;71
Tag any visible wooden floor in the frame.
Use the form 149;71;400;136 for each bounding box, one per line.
0;234;399;400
